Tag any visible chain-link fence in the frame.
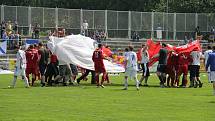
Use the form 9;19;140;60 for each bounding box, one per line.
1;5;215;40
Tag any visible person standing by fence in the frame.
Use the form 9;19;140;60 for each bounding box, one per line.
33;23;40;39
82;20;89;37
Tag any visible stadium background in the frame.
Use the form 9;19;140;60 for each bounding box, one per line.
1;5;215;39
0;5;212;72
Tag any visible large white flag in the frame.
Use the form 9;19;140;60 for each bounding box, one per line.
48;35;125;73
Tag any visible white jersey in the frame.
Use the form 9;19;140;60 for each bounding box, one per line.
190;51;202;65
16;49;26;69
82;22;88;30
125;51;138;71
204;50;213;66
141;49;149;64
124;52;129;58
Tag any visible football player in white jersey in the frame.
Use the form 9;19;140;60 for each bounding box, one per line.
204;46;213;83
123;46;140;90
189;49;203;88
205;45;215;95
139;44;150;86
204;46;213;66
8;45;29;88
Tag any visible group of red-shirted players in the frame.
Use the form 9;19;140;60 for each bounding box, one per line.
166;51;193;88
25;42;50;86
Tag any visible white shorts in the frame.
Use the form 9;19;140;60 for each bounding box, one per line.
125;68;137;78
14;67;26;76
209;71;215;82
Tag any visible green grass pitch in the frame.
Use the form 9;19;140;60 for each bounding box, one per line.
0;73;214;121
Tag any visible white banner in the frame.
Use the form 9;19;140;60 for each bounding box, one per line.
48;35;125;73
0;69;13;74
0;40;7;55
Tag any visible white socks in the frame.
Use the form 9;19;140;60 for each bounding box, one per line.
23;76;29;87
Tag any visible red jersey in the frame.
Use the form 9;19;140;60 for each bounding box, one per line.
167;53;174;65
92;48;104;63
26;49;39;68
166;53;175;75
178;54;191;65
50;54;58;63
92;48;106;73
173;54;179;65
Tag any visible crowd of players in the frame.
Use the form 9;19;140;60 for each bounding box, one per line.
138;43;215;95
9;43;50;88
7;41;215;95
150;43;203;88
8;42;111;88
91;43;215;92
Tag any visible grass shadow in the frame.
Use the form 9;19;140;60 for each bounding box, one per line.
208;101;215;103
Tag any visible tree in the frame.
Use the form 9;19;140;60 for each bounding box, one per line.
0;0;215;13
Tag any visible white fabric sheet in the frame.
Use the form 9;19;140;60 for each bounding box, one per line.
48;35;125;73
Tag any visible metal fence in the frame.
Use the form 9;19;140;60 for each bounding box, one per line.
1;5;215;40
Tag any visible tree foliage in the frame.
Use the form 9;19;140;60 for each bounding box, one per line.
0;0;215;13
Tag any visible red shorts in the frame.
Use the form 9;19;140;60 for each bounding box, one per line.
94;62;106;73
26;67;37;76
178;65;188;75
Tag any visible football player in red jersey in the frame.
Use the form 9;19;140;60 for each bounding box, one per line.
166;51;176;87
175;53;192;87
33;44;41;81
92;44;107;88
25;45;39;86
